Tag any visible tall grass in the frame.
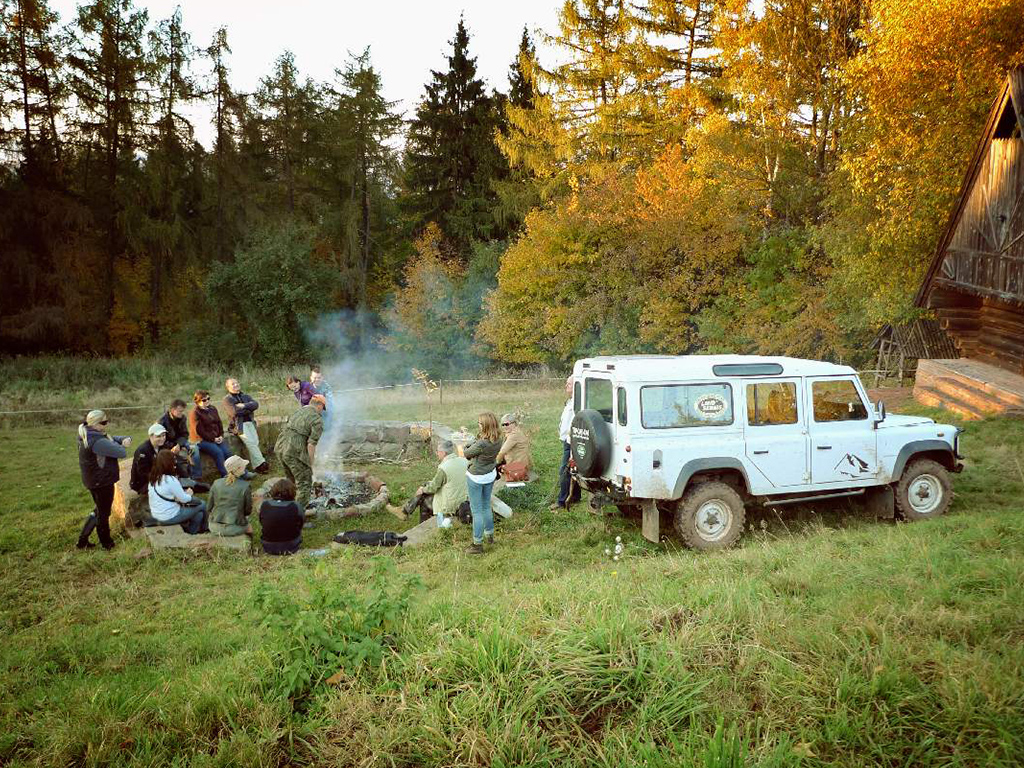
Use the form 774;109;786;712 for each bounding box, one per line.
0;377;1021;766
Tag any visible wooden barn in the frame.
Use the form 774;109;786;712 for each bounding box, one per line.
914;68;1024;419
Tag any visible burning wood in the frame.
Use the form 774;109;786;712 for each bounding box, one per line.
307;474;376;513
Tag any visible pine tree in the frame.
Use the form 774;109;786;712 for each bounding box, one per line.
67;0;151;341
330;48;402;310
402;17;508;255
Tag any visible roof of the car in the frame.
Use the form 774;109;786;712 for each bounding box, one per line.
572;355;857;381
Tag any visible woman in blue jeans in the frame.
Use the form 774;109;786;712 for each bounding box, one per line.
462;412;502;555
188;390;233;477
148;450;209;534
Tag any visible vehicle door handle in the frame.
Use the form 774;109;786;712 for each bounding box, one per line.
752;450;769;455
817;445;832;450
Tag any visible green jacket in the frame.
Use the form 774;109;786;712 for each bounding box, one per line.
422;454;469;518
208;477;252;534
275;405;324;462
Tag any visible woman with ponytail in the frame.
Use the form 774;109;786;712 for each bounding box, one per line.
77;410;131;550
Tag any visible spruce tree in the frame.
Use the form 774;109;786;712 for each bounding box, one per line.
402;17;508;255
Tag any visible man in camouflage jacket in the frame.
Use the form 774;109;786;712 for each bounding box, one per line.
274;395;326;510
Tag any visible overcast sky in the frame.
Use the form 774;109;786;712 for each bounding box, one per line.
49;0;564;146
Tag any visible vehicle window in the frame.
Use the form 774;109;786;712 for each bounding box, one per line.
812;379;868;422
585;378;613;423
573;381;581;412
746;382;798;426
617;387;627;426
641;384;733;429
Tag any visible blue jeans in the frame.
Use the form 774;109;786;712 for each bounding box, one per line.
197;440;233;477
467;478;494;544
185;443;202;480
557;442;580;506
160;500;208;534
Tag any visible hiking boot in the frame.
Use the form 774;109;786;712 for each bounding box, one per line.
255;462;270;475
76;540;95;550
467;542;484;555
549;502;562;511
386;504;408;520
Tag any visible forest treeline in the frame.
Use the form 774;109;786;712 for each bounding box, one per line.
2;0;1023;374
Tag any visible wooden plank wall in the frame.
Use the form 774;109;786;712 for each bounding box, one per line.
929;134;1024;376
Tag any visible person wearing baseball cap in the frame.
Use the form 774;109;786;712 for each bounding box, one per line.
129;424;168;495
207;455;253;538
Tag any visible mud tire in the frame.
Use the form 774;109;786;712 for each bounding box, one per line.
674;481;745;551
895;459;952;521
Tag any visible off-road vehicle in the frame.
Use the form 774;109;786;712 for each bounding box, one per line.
569;355;964;550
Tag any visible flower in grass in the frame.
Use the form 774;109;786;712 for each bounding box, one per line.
605;548;611;556
611;570;618;577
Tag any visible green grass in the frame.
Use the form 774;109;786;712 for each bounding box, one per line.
0;377;1022;767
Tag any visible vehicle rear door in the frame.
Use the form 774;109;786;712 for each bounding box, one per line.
805;376;878;484
743;379;808;487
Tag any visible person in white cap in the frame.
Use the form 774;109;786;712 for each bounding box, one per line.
207;455;253;537
130;423;207;497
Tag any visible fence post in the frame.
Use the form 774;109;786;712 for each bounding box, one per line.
439;379;444;406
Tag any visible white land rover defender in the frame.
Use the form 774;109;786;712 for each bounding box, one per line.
569;355;964;550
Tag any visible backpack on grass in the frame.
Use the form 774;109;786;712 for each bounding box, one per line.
333;530;407;547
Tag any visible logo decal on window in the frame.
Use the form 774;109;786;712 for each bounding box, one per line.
694;394;727;419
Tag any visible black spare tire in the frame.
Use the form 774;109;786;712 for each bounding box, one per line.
570;409;613;478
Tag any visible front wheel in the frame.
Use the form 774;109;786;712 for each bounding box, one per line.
895;459;952;521
674;481;746;551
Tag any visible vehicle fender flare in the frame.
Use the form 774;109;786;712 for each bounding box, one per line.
890;440;955;480
671;458;751;499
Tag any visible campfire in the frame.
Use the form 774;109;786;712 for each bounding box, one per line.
302;470;390;520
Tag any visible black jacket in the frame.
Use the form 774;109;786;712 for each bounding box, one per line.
159;411;190;448
129;441;158;494
224;392;259;433
78;428;127;490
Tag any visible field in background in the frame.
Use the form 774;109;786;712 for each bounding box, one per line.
1;370;1023;767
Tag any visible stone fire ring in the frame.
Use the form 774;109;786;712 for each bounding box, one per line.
318;471;389;521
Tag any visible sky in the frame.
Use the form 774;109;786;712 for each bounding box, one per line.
49;0;564;147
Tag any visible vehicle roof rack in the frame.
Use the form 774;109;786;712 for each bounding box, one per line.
712;363;784;377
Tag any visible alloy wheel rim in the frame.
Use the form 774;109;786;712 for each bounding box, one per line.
908;474;943;515
695;500;732;541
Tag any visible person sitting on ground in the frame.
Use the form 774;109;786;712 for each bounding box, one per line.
274;394;326;510
552;376;581;511
496;413;532;481
388;439;469;523
189;390;234;477
207;456;253;538
259;478;304;555
160;398;201;481
463;412;503;555
148;450;208;534
76;409;131;550
223;378;269;474
286;375;317;406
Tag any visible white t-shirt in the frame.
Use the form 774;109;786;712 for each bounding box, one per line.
148;475;192;521
559;399;575;443
466;468;496;484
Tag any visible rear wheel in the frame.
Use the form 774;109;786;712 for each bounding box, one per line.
895;459;952;521
674;481;746;551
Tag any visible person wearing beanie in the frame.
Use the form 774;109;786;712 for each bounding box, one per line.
76;410;131;550
207;455;253;538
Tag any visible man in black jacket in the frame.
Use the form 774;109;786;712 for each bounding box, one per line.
224;378;269;474
131;423;207;495
159;399;201;480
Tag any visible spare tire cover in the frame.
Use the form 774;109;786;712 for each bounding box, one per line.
571;409;613;478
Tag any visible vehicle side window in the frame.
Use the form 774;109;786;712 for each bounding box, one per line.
573;381;581;412
585;378;613;423
812;379;868;422
641;384;733;429
617;387;627;426
746;382;798;426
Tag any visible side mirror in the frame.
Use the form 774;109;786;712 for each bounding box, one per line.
874;401;886;428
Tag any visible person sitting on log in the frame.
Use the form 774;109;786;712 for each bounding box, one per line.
188;390;234;478
259;478;304;555
130;424;208;513
159;398;201;481
207;455;253;538
274;394;326;510
286;375;317;406
148;450;208;534
496;413;532;482
223;378;269;475
388;439;469;523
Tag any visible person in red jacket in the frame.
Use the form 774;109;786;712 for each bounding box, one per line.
188;390;234;477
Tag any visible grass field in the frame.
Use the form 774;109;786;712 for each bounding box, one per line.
1;372;1023;767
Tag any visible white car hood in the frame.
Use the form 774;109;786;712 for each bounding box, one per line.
878;414;935;429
